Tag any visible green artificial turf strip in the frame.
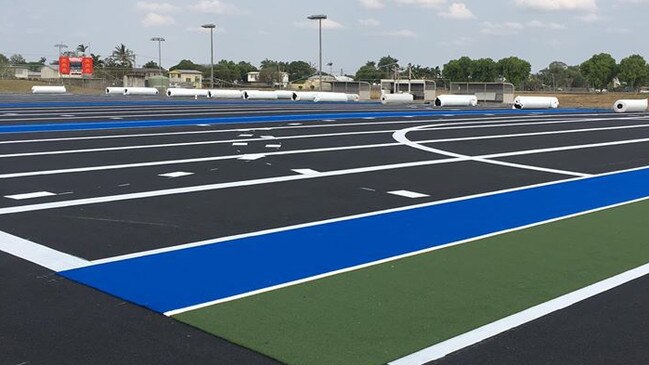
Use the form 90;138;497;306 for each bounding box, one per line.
175;199;649;365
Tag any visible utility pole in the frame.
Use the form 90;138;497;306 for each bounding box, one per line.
308;14;327;92
150;37;165;73
202;24;216;89
54;43;68;56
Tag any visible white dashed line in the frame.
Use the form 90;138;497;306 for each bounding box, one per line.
387;190;430;199
158;172;194;178
5;191;57;200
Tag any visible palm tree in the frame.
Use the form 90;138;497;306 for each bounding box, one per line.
111;44;135;68
77;44;89;56
90;53;104;68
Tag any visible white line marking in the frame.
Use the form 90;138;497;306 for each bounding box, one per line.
288;123;303;126
109;117;123;120
3;136;649;216
60;114;76;117
260;135;275;139
238;134;254;137
232;142;248;146
0;230;89;272
165;191;649;316
89;164;649;270
165;193;649;316
238;154;266;161
3;120;648;179
158;171;194;178
292;169;320;175
363;117;376;120
394;124;592;177
4;191;57;200
265;144;281;148
0;113;614;145
389;255;649;364
388;190;430;199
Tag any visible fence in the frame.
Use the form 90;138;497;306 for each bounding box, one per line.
380;79;436;101
449;82;515;103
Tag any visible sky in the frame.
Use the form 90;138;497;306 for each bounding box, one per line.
0;0;648;73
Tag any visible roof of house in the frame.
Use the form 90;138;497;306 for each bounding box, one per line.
169;69;203;74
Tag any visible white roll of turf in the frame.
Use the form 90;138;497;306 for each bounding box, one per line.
613;99;648;113
166;88;209;98
346;94;360;102
124;87;159;96
292;91;319;101
31;86;66;94
243;90;278;100
275;90;294;100
513;96;559;109
106;87;126;95
207;89;243;99
313;92;349;103
435;94;478;107
381;93;414;105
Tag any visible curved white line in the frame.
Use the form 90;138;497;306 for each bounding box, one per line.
393;124;591;177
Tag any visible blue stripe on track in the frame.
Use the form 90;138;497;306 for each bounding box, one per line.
0;108;604;134
61;167;649;313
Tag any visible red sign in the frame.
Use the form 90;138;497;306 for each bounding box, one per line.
81;57;94;75
59;56;71;75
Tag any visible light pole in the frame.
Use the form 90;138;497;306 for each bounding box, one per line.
54;43;68;56
307;14;327;91
150;37;165;73
201;24;216;89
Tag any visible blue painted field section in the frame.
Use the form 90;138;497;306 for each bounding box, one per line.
0;108;604;134
61;167;649;314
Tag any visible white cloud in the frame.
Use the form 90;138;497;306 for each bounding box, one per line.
359;0;386;8
578;13;599;21
190;0;240;14
294;19;345;30
438;3;475;19
359;18;381;27
142;12;175;27
393;0;446;7
515;0;597;11
480;21;524;35
135;1;179;12
527;20;566;29
379;29;417;38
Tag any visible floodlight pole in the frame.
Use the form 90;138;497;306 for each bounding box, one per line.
54;43;68;56
150;37;165;72
308;14;327;92
202;24;216;89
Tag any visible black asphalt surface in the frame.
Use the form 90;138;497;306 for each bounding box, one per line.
430;274;649;365
1;96;648;365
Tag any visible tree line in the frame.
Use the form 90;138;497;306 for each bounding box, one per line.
2;44;648;91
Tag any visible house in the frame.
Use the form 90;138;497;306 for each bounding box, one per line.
14;67;32;79
247;71;289;87
168;69;203;89
40;65;60;80
123;68;166;87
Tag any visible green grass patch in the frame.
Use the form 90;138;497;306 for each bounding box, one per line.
176;200;649;365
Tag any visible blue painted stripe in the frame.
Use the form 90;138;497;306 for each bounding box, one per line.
0;108;604;134
61;167;649;313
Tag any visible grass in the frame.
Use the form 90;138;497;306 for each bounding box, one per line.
0;79;103;95
176;199;649;365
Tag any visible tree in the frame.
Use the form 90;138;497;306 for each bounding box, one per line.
237;61;257;82
443;56;473;82
90;54;104;68
110;44;135;68
258;67;283;85
354;61;383;82
471;58;497;82
9;54;26;65
0;53;8;65
169;59;205;72
287;60;316;81
77;44;89;55
377;55;399;77
143;61;159;69
580;53;617;90
497;56;531;87
618;54;648;91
